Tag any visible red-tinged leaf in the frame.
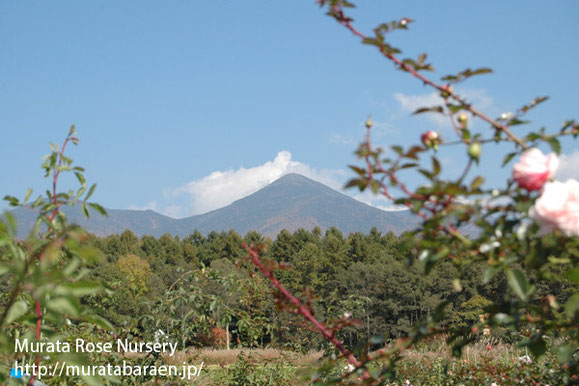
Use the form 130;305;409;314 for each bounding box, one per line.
413;106;444;115
344;178;367;191
349;165;367;177
405;146;425;160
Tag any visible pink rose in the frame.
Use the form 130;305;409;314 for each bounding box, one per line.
512;148;558;191
531;179;579;237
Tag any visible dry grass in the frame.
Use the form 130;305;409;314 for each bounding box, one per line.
161;348;323;366
374;334;531;367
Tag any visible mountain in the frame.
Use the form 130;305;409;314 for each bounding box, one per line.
7;173;420;238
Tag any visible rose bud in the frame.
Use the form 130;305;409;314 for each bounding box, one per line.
468;142;481;161
457;113;468;127
365;117;373;129
421;130;440;150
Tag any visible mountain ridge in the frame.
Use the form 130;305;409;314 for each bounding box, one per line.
7;173;420;238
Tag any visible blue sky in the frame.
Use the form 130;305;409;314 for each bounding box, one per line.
1;1;578;218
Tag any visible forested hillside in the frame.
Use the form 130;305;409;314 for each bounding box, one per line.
82;227;575;352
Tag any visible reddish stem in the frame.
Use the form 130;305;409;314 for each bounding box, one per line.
30;132;75;385
48;135;77;224
242;244;363;369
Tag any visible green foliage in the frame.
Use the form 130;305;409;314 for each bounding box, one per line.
0;128;113;384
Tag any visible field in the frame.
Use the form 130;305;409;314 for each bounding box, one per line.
114;338;569;385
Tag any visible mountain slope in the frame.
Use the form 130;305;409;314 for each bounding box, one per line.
176;173;418;236
7;174;419;238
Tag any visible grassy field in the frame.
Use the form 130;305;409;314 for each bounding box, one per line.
3;340;571;385
129;339;569;385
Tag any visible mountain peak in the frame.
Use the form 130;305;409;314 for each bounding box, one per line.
273;173;316;184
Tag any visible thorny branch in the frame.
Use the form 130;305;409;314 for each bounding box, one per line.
322;3;528;149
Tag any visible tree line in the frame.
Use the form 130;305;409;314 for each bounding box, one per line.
81;227;575;353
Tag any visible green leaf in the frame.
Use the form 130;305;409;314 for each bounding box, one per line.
502;152;517;167
47;297;80;317
547;137;561;154
460;128;470;140
418;169;433;180
564;293;579;319
483;266;501;284
507;118;529;126
471;176;485;190
85;183;97;201
431;157;441;176
519;96;549;113
565;268;579;285
556;344;574;363
23;188;33;204
391;145;404;155
442;67;493;83
506;269;533;301
3;195;20;206
5;300;29;325
75;172;86;187
88;202;107;216
527;337;547;358
82;202;90;219
61;281;103;297
446;104;463;113
0;264;9;276
83;315;113;330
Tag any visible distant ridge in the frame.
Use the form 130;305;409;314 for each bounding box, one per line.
8;173;420;238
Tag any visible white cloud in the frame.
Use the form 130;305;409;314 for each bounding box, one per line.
371;118;400;137
394;91;448;126
375;204;409;212
128;201;158;211
394;88;494;128
329;133;357;146
162;205;184;218
556;150;579;180
351;191;407;212
170;151;347;215
128;201;184;218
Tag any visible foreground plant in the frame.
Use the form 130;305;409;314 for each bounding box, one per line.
0;127;113;385
243;1;578;384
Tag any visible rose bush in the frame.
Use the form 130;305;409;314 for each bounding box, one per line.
241;1;579;384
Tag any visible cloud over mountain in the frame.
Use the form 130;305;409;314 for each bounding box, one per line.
169;151;346;216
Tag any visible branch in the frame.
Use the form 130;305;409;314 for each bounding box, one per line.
242;244;364;370
331;9;527;149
